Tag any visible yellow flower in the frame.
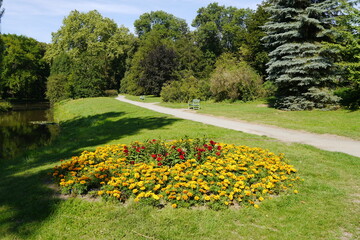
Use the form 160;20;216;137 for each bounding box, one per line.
293;190;299;194
254;204;260;209
132;189;138;194
172;203;177;208
194;196;200;201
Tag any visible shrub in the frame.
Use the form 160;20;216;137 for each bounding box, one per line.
335;86;360;110
161;75;210;102
263;80;277;97
104;89;119;97
52;139;300;209
210;54;264;102
46;74;71;104
0;101;12;112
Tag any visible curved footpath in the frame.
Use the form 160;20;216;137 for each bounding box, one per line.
115;95;360;158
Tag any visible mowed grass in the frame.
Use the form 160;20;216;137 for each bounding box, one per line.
124;95;360;140
0;97;359;240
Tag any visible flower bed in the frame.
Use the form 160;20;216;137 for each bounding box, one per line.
52;139;300;209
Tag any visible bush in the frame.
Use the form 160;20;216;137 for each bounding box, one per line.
161;75;210;102
335;86;360;110
52;139;300;209
46;74;71;104
104;89;119;97
263;80;277;97
0;101;12;112
210;54;264;102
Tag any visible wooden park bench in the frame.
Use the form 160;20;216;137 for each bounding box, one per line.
188;99;200;110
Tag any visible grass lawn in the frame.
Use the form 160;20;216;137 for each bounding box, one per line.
0;97;359;239
124;94;360;140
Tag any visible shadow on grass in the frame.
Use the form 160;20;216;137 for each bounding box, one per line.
0;111;179;238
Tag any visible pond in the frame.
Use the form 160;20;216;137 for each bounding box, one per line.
0;102;59;160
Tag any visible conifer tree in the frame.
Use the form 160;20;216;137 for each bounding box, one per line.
263;0;341;110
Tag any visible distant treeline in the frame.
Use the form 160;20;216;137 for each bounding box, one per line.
0;1;359;110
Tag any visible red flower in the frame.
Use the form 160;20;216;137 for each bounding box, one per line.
141;146;146;149
151;154;157;158
207;146;213;151
179;155;185;160
171;146;176;149
210;140;216;145
124;149;129;154
177;148;182;153
217;146;222;150
136;148;141;152
156;157;163;161
157;162;163;166
152;139;157;142
216;152;221;156
130;161;135;164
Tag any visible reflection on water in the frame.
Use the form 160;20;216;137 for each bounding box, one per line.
0;103;59;160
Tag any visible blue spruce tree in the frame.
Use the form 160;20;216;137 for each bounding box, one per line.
263;0;341;110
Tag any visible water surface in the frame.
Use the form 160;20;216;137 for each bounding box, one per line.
0;102;59;160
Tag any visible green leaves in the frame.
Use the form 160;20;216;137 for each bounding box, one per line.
45;10;134;102
0;34;49;99
134;11;189;39
192;3;252;56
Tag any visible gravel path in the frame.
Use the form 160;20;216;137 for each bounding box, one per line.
116;95;360;158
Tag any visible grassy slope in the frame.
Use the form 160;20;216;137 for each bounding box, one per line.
125;95;360;140
0;97;359;240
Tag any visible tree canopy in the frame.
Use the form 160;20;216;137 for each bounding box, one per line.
45;10;134;102
192;3;252;57
0;34;49;99
2;2;360;109
134;11;189;39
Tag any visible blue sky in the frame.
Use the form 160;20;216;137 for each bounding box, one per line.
1;0;263;43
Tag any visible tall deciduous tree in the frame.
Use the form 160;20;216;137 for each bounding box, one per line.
0;34;49;99
330;0;360;108
192;3;252;57
241;2;271;77
122;11;207;96
134;10;189;39
45;10;134;102
263;0;341;110
138;44;178;96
